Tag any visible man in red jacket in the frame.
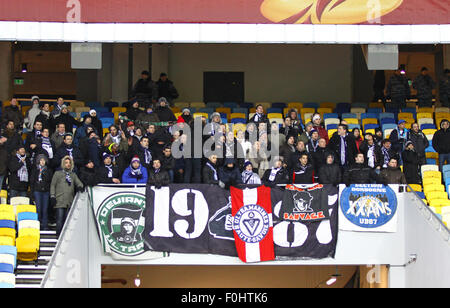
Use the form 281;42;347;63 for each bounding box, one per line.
311;113;329;144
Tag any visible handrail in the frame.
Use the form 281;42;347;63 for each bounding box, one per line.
406;184;450;242
40;191;84;288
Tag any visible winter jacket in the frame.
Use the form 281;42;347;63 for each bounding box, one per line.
156;79;179;101
8;154;31;192
79;166;98;187
402;149;421;184
439;75;450;98
50;157;84;209
132;78;158;100
136;112;160;126
2;129;22;158
0;139;7;175
35;111;55;133
343;163;381;186
291;163;315;184
147;168;170;188
218;163;243;188
241;170;261;185
261;167;290;187
379;166;407;185
389;128;409;154
122;165;148;184
318;163;342;186
54;112;81;134
124;106;144;121
53;144;85;171
155;106;176;123
96;165;120;184
30;165;53;192
408;130;429;164
202;162;220;185
386;74;410;100
359;141;383;169
432;120;450;154
1;105;23;130
328;133;358;167
413;74;436;103
25;104;42;130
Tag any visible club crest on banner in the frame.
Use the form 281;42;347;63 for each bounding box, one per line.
233;204;271;243
339;184;398;232
96;192;146;256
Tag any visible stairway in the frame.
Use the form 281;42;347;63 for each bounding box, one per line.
15;230;58;288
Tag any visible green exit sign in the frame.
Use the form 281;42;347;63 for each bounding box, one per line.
14;78;24;85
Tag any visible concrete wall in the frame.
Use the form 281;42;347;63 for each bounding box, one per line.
167;44;353;103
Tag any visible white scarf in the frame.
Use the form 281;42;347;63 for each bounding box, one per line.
16;154;28;182
268;167;281;182
206;162;218;181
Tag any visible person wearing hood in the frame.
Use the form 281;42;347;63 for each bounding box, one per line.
379;157;407;184
156;73;179;107
1;98;24;131
291;153;315;184
218;158;243;189
176;108;193;125
25;96;41;130
50;155;84;236
54;104;81;134
408;122;429;165
155;97;177;123
352;128;363;153
402;141;421;184
96;153;121;184
87;110;103;138
124;99;144;122
432;119;450;171
318;152;342;186
241;161;261;185
147;157;171;189
262;158;290;188
30;154;53;230
122;156;148;184
8;145;31;199
137;105;160;127
343;153;381;186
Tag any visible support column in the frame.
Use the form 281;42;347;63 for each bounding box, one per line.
97;43;113;103
111;44;129;104
444;45;450;69
151;44;169;82
0;42;12;102
133;43;150;85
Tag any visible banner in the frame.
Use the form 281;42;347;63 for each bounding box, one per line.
339;184;398;233
143;184;339;262
0;0;448;25
89;186;165;260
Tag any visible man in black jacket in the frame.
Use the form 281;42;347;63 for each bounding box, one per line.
262;158;290;188
156;73;179;107
218;158;243;189
2;120;23;159
291;154;315;184
328;124;357;171
248;104;270;126
408;122;429;165
1;98;24;131
386;67;410;109
8;146;31;199
359;133;383;171
432;119;450;171
53;134;84;172
96;153;121;184
343;153;381;186
132;70;158;108
147;158;170;189
318;153;342;186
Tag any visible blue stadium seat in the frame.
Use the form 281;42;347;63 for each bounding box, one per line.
0;263;14;274
240;102;254;109
323;113;339;120
380;118;396;126
104;101;119;109
382;124;397;132
352;102;369;109
303;102;319;109
100;112;114;119
206;102;222;109
420;124;436;130
231;118;247;124
361;113;378;120
17;212;38;223
87;102;102;108
348;124;361;131
267;108;282;114
80;112;90;119
198;108;214;115
341;113;357;119
367;108;383;114
94;107;109;114
232;108;248;115
364;124;380;131
379;113;395;120
326;124;338;130
223;102;238;109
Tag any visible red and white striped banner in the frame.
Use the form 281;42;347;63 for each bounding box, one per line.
230;186;274;263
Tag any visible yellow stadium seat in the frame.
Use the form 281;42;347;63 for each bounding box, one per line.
255;102;271;110
216;107;231;115
343;118;359;125
417;107;433;114
170;107;181;113
173;102;189;109
102;128;109;137
407;184;422;192
230;113;246;120
422;170;441;179
18;228;40;240
0;236;14;246
193;112;208;119
435;107;450;113
16;236;39;262
174;112;182;119
328;129;337;139
319;102;336;109
426;152;439;160
423;184;445;194
268;113;283;119
232;123;247;135
301;108;315;119
0;212;15;222
16;205;36;216
0;204;13;213
0;228;15;240
365;129;376;135
397;112;414;120
369;102;384;109
429;199;450;208
429;206;441;214
423;177;441;186
317;107;333;116
111;107;126;114
426;191;448;202
417;112;433;120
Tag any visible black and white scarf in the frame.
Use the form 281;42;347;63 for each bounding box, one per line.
17;154;28;182
206;162;218;181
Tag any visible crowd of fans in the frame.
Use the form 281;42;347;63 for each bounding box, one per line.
0;69;449;236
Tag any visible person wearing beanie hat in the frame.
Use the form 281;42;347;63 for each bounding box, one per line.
30;153;53;230
88;109;103;137
96;152;120;184
155;97;177;123
402;140;421;184
54;103;82;134
311;113;329;144
241;160;261;185
122;156;148;184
